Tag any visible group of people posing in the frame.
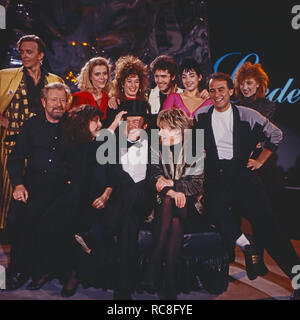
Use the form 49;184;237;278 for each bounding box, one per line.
0;34;299;300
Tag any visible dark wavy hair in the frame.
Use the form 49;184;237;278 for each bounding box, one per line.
179;58;202;77
63;105;103;147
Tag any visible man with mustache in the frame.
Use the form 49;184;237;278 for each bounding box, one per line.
0;34;64;230
4;82;70;291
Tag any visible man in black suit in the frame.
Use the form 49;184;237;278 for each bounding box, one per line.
194;72;300;299
5;82;70;291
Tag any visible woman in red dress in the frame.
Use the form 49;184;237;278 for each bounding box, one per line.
71;57;111;125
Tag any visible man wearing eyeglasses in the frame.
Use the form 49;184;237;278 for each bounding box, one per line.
0;34;64;230
4;82;70;291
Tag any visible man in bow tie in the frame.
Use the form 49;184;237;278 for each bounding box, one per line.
83;99;155;300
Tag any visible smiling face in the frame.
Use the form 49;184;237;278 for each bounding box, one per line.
42;88;67;123
123;74;140;99
209;79;234;112
90;64;109;90
181;69;202;92
89;116;102;138
19;41;44;70
158;124;182;146
154;69;175;94
126;115;147;142
239;77;260;98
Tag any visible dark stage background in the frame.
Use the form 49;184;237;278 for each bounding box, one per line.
0;0;299;237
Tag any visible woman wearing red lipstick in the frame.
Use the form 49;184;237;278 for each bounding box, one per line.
71;57;111;124
163;59;211;118
106;55;149;125
234;62;276;121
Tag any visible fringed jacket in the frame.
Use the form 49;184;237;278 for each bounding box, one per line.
149;135;205;214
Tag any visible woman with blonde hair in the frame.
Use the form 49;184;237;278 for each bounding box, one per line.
72;57;111;123
144;108;205;299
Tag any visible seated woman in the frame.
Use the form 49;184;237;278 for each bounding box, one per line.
37;105;118;298
163;58;212;118
145;108;205;299
71;57;111;126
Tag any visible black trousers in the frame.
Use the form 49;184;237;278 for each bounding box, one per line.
205;160;299;278
6;174;64;279
80;182;153;292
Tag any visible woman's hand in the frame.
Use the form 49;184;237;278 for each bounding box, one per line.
166;190;186;208
108;96;120;110
247;158;263;171
13;184;28;203
199;89;210;100
92;187;112;209
156;176;174;192
108;111;127;132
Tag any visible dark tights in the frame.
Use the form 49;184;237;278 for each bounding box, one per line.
150;196;187;294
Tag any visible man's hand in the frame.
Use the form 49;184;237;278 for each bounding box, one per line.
108;97;120;110
13;184;28;203
0;114;9;128
156;176;174;192
166;190;186;208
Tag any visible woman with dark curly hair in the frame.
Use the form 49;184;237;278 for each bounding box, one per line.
37;105;118;298
106;55;149;125
71;57;112;124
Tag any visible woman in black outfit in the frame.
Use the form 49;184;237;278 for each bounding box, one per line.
37;105;118;297
145;108;205;299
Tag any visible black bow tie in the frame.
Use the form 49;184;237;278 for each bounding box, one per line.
127;140;143;149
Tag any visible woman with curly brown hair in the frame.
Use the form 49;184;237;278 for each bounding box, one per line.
106;55;149;125
71;57;112;123
37;105;118;298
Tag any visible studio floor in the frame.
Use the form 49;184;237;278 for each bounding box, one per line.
1;237;299;300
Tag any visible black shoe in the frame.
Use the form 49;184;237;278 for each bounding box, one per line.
61;280;79;298
26;274;52;290
242;244;263;280
291;287;300;300
5;273;29;291
113;290;132;300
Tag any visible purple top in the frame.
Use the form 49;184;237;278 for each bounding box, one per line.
162;92;212;118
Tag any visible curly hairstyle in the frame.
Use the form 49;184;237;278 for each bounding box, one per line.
110;55;149;101
76;56;112;93
234;62;269;100
179;58;202;77
63;105;104;147
157;108;193;134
